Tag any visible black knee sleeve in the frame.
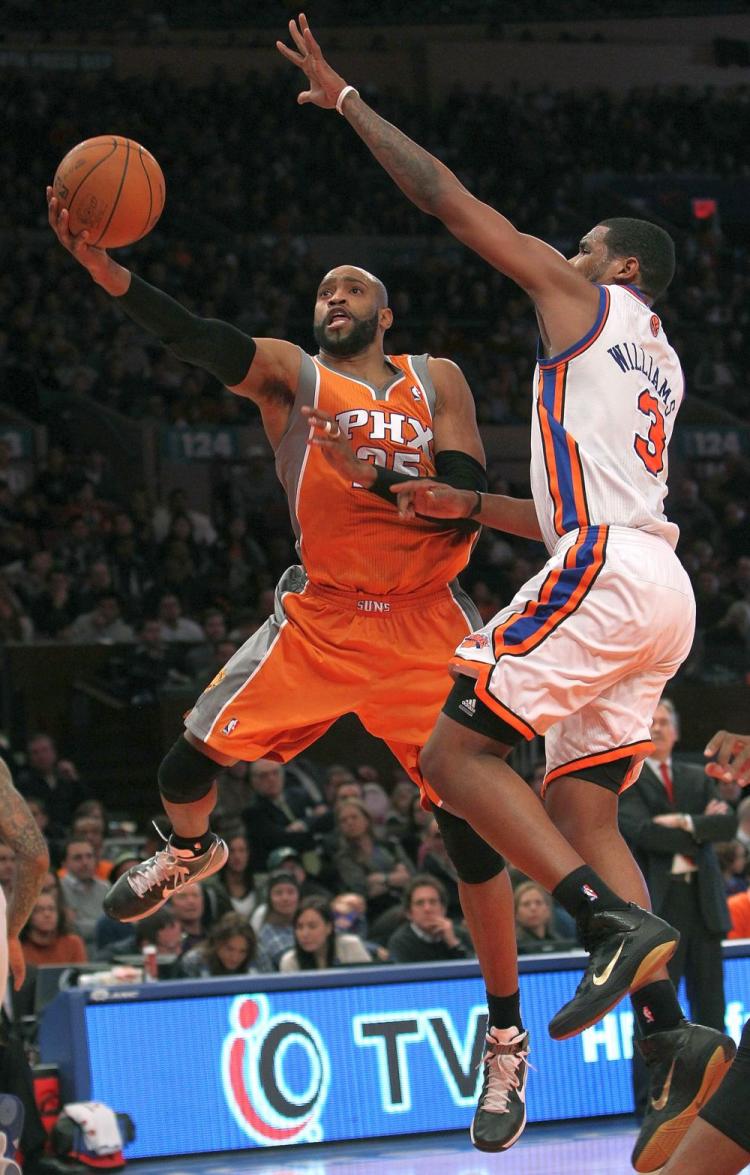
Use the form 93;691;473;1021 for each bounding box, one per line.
157;736;222;805
699;1021;750;1150
432;804;506;884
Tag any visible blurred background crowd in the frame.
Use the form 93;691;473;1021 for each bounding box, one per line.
0;2;749;1030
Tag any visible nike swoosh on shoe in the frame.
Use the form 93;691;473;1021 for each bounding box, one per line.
592;938;625;986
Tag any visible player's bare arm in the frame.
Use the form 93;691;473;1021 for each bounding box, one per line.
705;731;750;787
391;478;542;540
0;760;50;988
277;15;600;354
47;188;300;448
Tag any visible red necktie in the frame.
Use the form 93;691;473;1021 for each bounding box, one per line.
659;762;675;806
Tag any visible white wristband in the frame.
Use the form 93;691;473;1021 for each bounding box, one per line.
336;85;359;115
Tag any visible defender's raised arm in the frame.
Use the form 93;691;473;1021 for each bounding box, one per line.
277;14;602;354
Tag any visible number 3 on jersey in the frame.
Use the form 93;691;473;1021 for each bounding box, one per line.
634;389;666;476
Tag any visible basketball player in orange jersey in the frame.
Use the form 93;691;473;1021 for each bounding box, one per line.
279;16;736;1170
48;190;530;1153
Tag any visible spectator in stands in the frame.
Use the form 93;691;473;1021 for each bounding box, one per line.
704;601;750;683
716;841;749;896
736;797;750;849
213;761;253;824
169;885;212;954
265;845;331;900
156;591;205;642
121;616;191;702
20;890;87;965
333;798;414;920
17;733;89;837
727;888;750;941
61;811;113;881
59;836;110;948
67;590;136;646
279;895;371;971
209;830;259;920
387;875;473;964
153;487;217;547
252;870;301;967
416;815;462;920
385;779;418;840
244;758;322;872
28;569;77;638
178;911;272;977
514;881;576;955
184;608;229;681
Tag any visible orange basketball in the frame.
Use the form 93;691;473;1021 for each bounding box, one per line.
52;135;165;249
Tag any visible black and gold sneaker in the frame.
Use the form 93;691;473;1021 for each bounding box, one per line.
632;1020;736;1172
548;904;679;1040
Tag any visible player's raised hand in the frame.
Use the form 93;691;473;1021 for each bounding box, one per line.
276;13;349;109
389;477;478;521
704;730;750;787
47;187;109;278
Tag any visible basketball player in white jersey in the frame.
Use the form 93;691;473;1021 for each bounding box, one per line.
280;17;736;1170
0;761;49;994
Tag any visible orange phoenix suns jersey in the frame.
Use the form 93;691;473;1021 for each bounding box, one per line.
274;350;477;595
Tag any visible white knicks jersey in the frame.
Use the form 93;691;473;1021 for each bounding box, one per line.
530;283;683;555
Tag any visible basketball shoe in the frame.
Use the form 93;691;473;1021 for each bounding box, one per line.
631;1020;736;1172
103;828;227;922
548;905;679;1040
470;1026;530;1152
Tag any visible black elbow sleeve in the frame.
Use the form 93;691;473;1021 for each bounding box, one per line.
119;275;256;386
431;449;487;534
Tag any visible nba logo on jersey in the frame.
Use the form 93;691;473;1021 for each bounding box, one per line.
650;314;660;337
410;385;423;402
221;717;239;735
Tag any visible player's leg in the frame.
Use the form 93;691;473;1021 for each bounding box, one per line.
544;766;735;1172
660;1020;750;1175
388;739;528;1154
105;569;344;922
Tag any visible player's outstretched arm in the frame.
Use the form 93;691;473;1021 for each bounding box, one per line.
46;188;300;427
0;760;50;990
278;16;593;314
390;480;543;541
705;731;750;787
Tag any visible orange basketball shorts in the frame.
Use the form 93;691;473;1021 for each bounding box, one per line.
185;565;478;805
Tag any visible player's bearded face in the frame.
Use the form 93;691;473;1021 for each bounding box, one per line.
314;308;380;356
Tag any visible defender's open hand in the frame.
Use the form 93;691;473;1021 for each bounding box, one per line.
276;13;350;110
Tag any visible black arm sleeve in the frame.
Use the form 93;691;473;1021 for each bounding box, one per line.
118;274;256;386
368;449;487;534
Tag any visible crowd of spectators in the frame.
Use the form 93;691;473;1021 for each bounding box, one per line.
2;734;586;994
0;68;748;688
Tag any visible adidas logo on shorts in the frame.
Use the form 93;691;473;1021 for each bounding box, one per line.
459;697;477;718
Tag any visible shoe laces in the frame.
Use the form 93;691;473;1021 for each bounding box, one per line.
479;1027;530;1114
127;822;190;898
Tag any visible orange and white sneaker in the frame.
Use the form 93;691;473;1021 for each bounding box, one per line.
103;829;227;922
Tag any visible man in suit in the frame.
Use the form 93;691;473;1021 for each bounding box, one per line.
619;697;737;1032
